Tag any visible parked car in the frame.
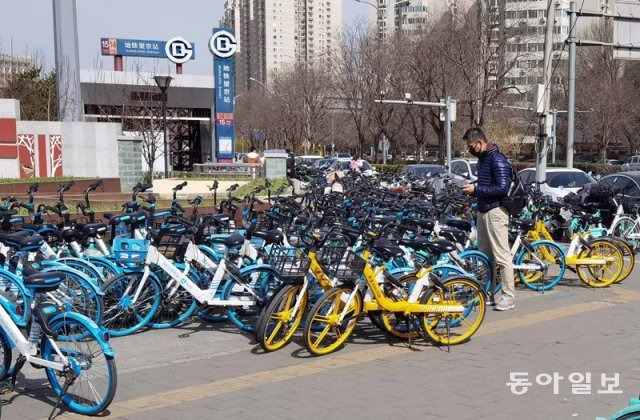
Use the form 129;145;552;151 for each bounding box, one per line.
603;159;623;165
622;156;640;172
450;158;478;183
519;167;595;202
598;172;640;200
296;155;323;167
333;152;352;159
314;158;336;171
399;164;446;179
328;159;377;176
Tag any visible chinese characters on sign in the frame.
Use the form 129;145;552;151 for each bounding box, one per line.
212;29;235;162
100;38;195;60
507;372;622;396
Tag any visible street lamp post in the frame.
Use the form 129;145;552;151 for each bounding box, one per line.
154;75;173;178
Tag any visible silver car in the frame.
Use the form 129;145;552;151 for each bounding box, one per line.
622;156;640;172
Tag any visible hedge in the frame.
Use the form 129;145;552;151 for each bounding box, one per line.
374;164;404;173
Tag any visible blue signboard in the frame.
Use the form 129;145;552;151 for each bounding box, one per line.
211;28;237;161
100;37;195;60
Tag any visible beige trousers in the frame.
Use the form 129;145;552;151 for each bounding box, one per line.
477;206;515;299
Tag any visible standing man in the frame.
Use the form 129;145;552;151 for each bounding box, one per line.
285;148;295;177
461;127;515;311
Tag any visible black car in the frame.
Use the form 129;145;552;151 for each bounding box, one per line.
598;172;640;199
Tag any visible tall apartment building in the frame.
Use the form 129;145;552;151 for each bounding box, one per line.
0;54;36;87
372;0;475;39
221;0;342;94
500;0;571;98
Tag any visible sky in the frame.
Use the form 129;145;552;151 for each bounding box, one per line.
0;0;371;75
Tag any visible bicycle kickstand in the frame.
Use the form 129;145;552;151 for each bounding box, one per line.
48;372;75;420
446;316;451;354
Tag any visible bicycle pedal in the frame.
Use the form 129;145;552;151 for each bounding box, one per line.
0;382;13;395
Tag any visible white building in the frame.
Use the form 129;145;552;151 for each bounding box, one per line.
372;0;475;39
0;54;36;87
501;0;571;98
221;0;342;93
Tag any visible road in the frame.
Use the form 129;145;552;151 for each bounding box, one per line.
5;268;640;420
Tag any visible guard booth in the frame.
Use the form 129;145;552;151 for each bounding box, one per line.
263;149;288;179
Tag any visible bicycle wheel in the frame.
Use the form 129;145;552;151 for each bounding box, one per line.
149;268;199;329
459;251;493;294
41;316;117;416
611;237;634;283
516;242;566;291
255;284;307;352
577;240;623;287
420;277;486;346
101;271;161;336
377;274;422;340
0;270;30;326
303;286;362;356
44;267;103;326
221;268;280;332
612;217;640;251
55;258;105;287
0;329;11;381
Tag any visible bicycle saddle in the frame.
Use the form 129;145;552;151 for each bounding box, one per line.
422;239;456;254
208;233;244;249
80;223;108;237
253;229;284;245
513;219;535;232
371;239;404;259
439;228;467;244
0;230;30;247
159;224;189;236
445;219;472;232
23;271;64;293
61;228;83;243
20;223;57;234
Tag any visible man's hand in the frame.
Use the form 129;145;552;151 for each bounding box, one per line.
462;184;475;196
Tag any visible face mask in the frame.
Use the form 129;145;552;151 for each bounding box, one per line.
468;146;481;157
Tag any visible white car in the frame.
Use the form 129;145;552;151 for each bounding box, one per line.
519;167;595;202
450;158;478;183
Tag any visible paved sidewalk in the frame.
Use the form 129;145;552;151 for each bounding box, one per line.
4;271;640;419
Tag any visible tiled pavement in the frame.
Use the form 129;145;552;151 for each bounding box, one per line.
5;271;640;420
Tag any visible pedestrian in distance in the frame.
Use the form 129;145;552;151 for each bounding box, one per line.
461;127;516;311
349;154;363;173
243;146;262;164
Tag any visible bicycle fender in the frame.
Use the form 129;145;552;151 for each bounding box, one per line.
41;265;105;296
49;312;115;357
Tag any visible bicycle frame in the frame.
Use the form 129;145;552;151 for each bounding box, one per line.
0;305;67;371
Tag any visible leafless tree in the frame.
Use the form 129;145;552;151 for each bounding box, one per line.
575;19;632;161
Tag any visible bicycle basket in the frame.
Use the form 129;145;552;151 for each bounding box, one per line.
267;246;311;279
317;247;365;282
113;238;150;264
316;245;349;273
154;233;188;260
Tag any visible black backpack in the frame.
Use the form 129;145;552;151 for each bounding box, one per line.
500;168;526;216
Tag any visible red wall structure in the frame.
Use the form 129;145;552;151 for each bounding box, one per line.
0;117;63;178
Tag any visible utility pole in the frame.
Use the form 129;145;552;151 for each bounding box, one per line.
566;0;577;168
536;0;556;184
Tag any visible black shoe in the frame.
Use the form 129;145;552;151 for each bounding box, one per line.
485;294;496;306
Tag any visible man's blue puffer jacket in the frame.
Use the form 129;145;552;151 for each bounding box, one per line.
474;145;512;213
